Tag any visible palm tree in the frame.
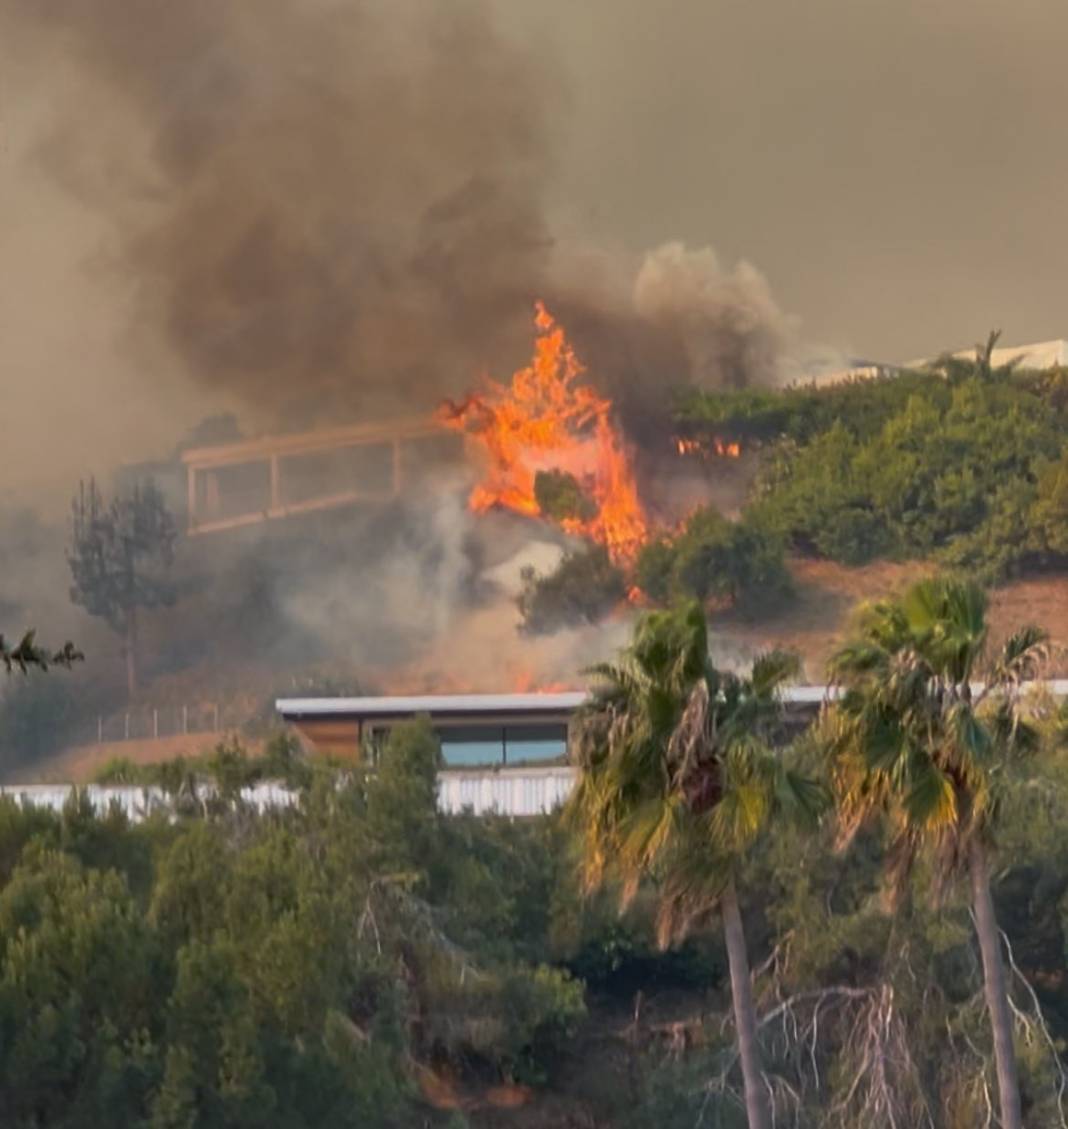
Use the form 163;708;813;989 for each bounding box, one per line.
824;576;1048;1129
569;602;825;1129
0;631;81;674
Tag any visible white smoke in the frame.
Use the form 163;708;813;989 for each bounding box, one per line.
633;241;801;388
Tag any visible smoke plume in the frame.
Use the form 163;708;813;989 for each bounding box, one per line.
0;0;817;730
2;0;557;432
633;242;797;390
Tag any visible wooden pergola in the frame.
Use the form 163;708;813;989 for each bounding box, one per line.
180;416;458;534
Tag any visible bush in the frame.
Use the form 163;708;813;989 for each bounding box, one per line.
735;372;1065;579
1030;447;1068;560
635;506;791;615
517;546;627;635
93;756;153;786
534;469;597;523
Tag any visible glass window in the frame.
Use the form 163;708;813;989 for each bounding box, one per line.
503;724;568;766
438;725;505;767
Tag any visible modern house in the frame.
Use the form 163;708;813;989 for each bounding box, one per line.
1;683;1062;821
271;686;816;815
275;691;585;767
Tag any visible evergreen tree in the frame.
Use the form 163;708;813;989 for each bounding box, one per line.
68;478;176;698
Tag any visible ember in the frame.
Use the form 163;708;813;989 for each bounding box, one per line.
674;436;741;459
438;302;647;561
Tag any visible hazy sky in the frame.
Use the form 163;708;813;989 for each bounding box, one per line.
3;0;1068;507
499;0;1068;360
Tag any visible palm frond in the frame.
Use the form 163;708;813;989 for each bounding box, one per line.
947;701;993;767
749;648;802;700
1;631;84;674
988;624;1050;689
773;766;831;828
654;831;729;947
902;757;957;833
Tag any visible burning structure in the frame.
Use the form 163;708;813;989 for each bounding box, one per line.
174;300;742;553
438;301;648;561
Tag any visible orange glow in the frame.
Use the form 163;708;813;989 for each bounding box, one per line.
673;435;741;459
438;301;647;561
513;670;570;693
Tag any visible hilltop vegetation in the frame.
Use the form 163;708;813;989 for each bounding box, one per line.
521;339;1068;635
679;339;1068;582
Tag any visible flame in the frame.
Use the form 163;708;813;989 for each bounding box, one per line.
438;301;647;561
674;436;741;459
513;669;570;693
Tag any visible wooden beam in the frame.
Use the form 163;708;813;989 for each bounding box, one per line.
180;416;444;470
186;488;396;536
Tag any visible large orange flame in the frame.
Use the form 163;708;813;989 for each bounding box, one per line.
438;302;647;561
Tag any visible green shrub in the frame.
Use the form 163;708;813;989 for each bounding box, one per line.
517;546;627;635
735;371;1065;579
635;506;791;614
534;469;597;523
93;756;153;786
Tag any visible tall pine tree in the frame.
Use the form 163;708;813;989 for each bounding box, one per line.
68;478;176;699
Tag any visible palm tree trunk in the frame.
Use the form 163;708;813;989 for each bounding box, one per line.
968;837;1023;1129
721;876;770;1129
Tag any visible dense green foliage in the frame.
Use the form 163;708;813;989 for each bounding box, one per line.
0;722;586;1128
635;507;791;614
518;507;791;634
517;545;627;635
3;698;1068;1125
679;351;1068;580
822;577;1048;1127
7;585;1068;1127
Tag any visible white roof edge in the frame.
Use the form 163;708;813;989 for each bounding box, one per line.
275;692;589;717
277;680;1068;718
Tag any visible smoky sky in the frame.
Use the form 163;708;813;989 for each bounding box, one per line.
1;0;558;445
4;0;1068;509
502;0;1068;362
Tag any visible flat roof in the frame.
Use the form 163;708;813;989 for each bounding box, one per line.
276;688;834;722
276;691;589;720
276;680;1068;722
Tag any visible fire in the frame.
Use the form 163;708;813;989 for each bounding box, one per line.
674;436;741;459
512;670;570;693
438;302;647;561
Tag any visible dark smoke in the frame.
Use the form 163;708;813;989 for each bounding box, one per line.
3;0;558;428
2;0;812;446
0;0;816;732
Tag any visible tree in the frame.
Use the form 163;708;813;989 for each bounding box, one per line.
68;478;176;698
0;849;159;1127
517;545;626;635
635;506;792;614
824;576;1048;1129
569;602;825;1129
